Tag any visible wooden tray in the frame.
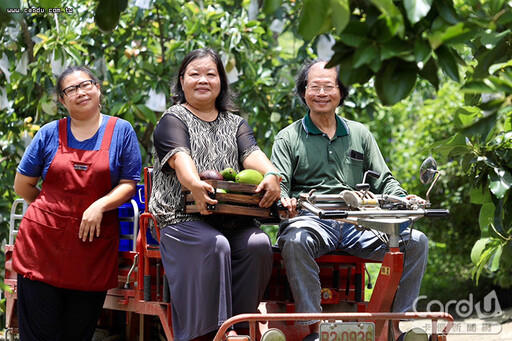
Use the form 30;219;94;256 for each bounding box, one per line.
179;180;282;219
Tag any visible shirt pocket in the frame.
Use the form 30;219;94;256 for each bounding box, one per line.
343;155;364;188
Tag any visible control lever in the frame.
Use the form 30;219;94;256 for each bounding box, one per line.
356;170;380;197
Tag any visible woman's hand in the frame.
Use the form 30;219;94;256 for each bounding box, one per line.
171;152;217;215
255;174;281;208
189;180;218;215
79;180;136;242
79;201;104;242
280;197;298;218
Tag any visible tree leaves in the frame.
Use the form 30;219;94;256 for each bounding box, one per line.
429;22;479;49
0;0;22;22
375;60;417;106
263;0;282;14
489;167;512;199
38;0;61;9
353;44;378;69
435;45;460;82
470;237;505;284
294;0;486;106
330;0;350;34
418;57;439;89
471;238;490;265
298;0;329;41
434;0;459;25
369;0;405;37
453;106;482;129
404;0;433;25
414;38;432;64
479;202;495;232
429;133;469;157
298;0;350;40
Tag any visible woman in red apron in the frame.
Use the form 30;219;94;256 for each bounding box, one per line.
12;66;141;340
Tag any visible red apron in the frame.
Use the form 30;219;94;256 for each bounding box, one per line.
13;116;120;291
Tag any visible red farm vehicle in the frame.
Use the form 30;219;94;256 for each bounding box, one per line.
4;158;454;341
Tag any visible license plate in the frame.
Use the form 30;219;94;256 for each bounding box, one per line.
320;322;375;341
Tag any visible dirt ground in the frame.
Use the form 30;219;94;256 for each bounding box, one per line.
400;307;512;340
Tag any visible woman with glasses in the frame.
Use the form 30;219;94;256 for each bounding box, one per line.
12;66;142;340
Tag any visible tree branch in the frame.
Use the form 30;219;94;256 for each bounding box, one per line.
155;4;166;64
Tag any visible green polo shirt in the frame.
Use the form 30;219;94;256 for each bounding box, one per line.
271;113;407;199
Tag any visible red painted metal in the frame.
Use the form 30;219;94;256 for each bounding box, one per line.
214;312;454;341
366;247;404;340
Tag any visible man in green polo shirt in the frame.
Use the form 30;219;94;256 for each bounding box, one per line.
271;59;428;341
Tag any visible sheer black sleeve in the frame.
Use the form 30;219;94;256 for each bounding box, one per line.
153;113;190;171
236;119;258;157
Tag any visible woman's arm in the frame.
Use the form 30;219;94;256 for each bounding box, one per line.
243;150;281;208
169;151;218;215
14;172;41;205
79;179;136;242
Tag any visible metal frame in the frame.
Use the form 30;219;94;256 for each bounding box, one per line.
213;312;454;341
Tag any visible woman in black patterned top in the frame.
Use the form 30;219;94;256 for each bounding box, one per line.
150;48;281;341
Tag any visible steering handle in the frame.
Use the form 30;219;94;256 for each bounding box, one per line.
318;210;349;219
424;209;450;217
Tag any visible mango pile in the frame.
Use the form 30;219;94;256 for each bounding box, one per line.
199;168;264;185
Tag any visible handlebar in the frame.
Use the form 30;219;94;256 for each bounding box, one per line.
300;200;450;220
423;209;450;217
318;210;349;219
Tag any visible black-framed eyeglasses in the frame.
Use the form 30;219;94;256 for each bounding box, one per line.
61;80;97;97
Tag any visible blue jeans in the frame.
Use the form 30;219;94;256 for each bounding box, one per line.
277;211;428;325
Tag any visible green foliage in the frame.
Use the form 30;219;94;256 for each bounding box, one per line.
344;78;488;298
297;0;475;105
423;1;512;287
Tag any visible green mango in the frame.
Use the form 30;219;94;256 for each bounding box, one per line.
95;0;120;33
235;169;263;185
220;167;237;181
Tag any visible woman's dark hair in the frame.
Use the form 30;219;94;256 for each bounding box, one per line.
171;48;237;112
295;59;349;107
56;66;100;98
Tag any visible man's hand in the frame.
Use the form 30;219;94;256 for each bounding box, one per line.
406;194;426;206
280;197;298;218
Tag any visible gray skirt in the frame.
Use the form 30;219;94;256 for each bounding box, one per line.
159;219;273;341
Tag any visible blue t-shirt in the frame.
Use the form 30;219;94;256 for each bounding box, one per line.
17;114;142;187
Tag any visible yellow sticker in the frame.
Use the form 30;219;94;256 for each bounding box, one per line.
381;266;390;276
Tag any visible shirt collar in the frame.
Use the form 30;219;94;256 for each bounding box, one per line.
301;113;349;136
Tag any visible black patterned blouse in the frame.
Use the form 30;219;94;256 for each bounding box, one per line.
149;104;260;228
